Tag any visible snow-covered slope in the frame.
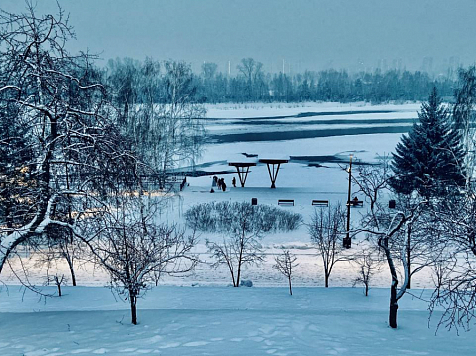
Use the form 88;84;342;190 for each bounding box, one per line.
0;285;473;355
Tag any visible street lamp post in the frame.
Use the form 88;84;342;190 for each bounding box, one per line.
343;154;353;249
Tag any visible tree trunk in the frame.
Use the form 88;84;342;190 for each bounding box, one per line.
0;187;55;274
5;205;13;229
57;283;62;297
381;236;400;328
236;263;241;287
0;230;32;274
325;273;329;288
70;269;77;287
389;282;398;328
288;276;293;296
365;283;369;297
406;224;412;289
66;256;77;286
230;270;237;287
129;290;137;325
236;238;244;287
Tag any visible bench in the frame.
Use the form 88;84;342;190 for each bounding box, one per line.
312;200;329;207
278;199;294;206
348;200;364;207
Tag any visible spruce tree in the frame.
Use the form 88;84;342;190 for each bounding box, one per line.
391;87;465;197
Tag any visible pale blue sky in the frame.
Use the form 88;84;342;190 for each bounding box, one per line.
2;0;475;73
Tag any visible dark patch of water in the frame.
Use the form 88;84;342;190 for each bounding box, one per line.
296;110;395;117
291;155;344;163
207;125;411;144
223;118;416;126
290;155;374;166
186;170;234;177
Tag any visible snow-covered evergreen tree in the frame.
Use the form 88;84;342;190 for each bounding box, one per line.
390;87;465;197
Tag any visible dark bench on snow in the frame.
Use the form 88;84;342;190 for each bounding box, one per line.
278;199;294;206
348;200;364;207
312;200;329;207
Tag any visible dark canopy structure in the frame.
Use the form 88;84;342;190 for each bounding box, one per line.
259;159;289;188
228;162;257;187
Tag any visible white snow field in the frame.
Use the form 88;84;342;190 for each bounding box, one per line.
0;286;474;355
2;102;475;355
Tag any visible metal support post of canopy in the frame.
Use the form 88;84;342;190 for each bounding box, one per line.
259;159;289;189
228;162;257;187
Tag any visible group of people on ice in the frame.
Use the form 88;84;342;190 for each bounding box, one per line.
211;176;237;193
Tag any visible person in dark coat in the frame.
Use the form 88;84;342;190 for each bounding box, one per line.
210;175;218;193
222;179;227;192
232;177;236;187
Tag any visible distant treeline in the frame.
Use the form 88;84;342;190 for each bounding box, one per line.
103;57;458;104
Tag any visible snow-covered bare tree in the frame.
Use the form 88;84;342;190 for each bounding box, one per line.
424;68;476;331
45;274;66;297
354;157;432;328
185;201;301;287
427;186;476;331
106;58;160;170
81;191;197;325
0;5;138;276
453;66;476;182
352;248;381;296
237;58;265;100
308;203;347;288
201;62;219;102
106;59;206;188
274;250;298;295
31;224;84;287
156;61;205;183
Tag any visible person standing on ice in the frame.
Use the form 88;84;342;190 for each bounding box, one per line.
211;175;218;193
232;177;236;188
222;179;227;192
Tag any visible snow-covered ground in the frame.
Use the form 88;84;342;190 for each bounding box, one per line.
4;102;473;355
2;102;429;288
3;102;425;289
0;285;474;355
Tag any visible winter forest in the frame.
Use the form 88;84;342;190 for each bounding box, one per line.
1;1;476;355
